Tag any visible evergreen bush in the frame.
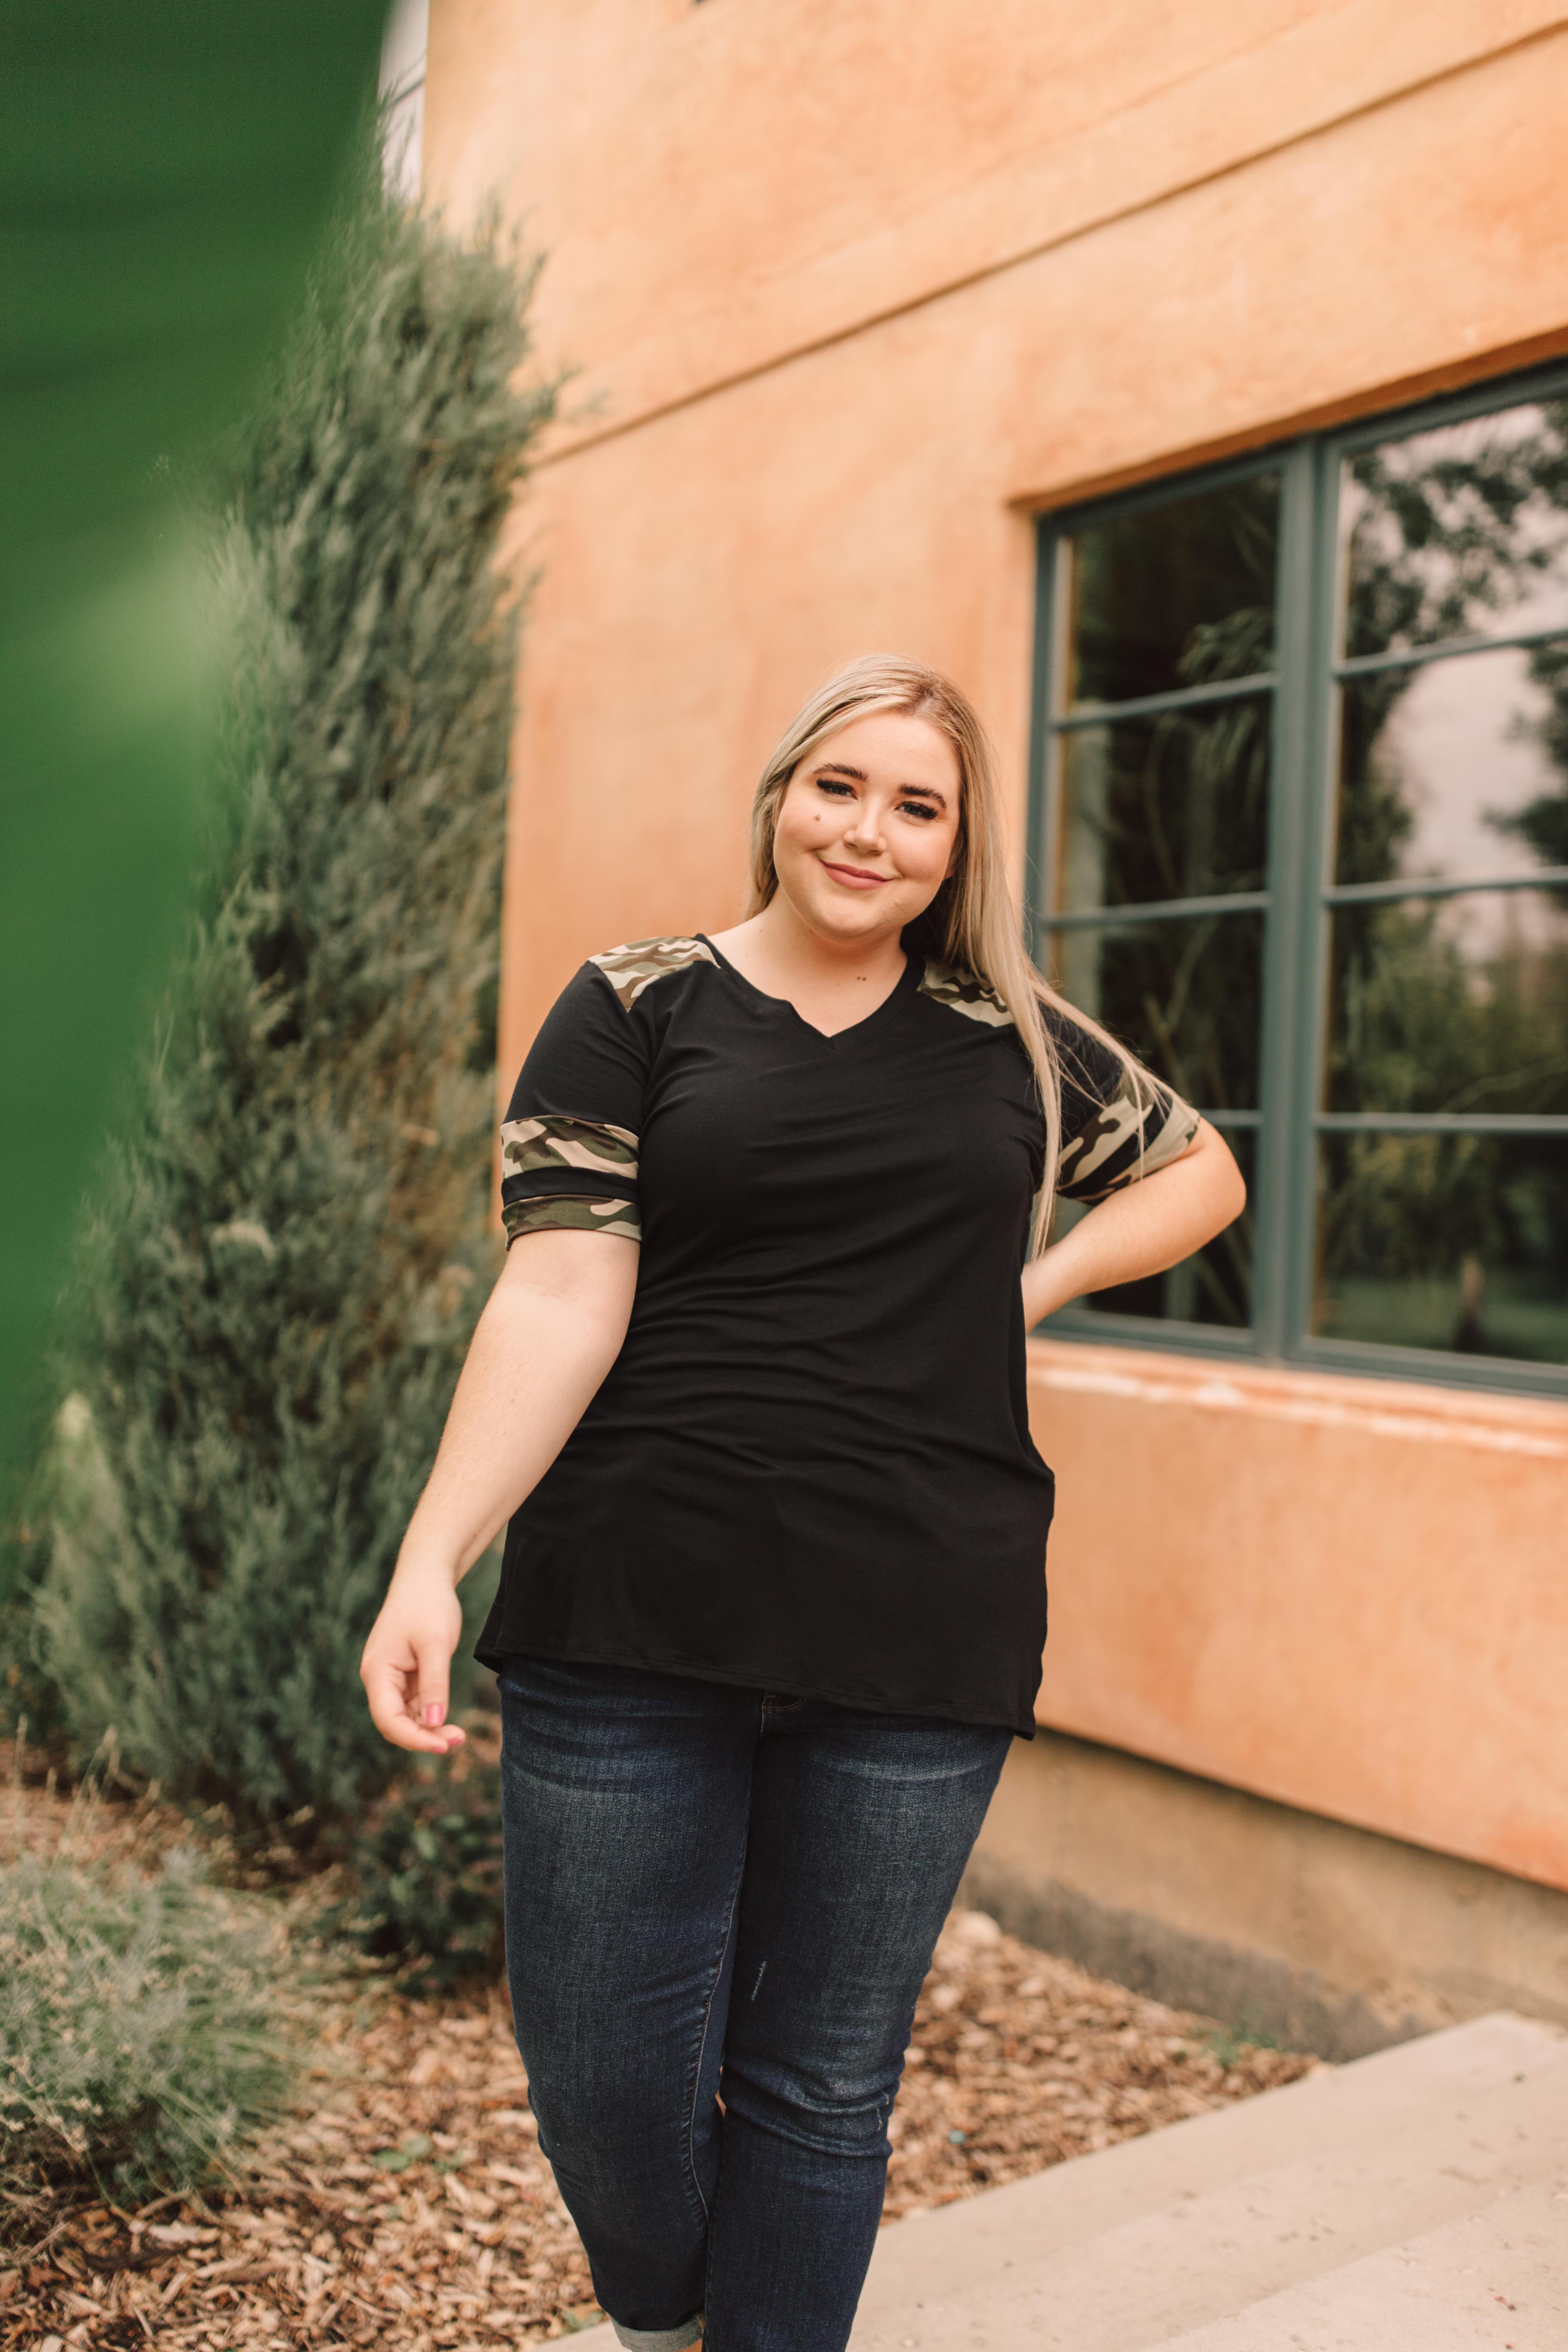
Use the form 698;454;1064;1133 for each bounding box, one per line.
12;149;554;1839
333;1722;505;1990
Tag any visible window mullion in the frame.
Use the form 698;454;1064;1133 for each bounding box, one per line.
1041;889;1270;929
1053;671;1276;728
1023;526;1067;969
1251;438;1320;1363
1282;436;1351;1364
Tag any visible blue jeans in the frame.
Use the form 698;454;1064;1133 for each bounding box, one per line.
497;1658;1011;2352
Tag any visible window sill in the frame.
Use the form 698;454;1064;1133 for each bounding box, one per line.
1024;1330;1568;1451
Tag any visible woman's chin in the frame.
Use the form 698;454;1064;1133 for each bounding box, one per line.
809;904;905;952
780;878;908;944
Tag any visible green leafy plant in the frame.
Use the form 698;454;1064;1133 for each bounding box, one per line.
335;1727;505;1990
0;1842;294;2206
1204;2016;1285;2071
12;146;553;1840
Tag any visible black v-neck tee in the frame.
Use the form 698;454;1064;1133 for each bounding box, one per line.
475;935;1197;1734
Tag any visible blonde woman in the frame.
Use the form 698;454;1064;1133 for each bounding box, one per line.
361;657;1244;2352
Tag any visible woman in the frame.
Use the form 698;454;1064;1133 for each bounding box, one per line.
361;656;1244;2352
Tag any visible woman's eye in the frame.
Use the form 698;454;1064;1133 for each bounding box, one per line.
899;800;939;822
816;780;854;798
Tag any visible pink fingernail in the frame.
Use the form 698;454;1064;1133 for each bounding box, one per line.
426;1702;445;1729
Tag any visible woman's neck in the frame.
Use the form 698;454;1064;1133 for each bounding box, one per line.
708;898;908;1038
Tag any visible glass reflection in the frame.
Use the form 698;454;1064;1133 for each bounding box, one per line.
1326;891;1568;1117
1068;474;1278;707
1046;911;1261;1111
1342;400;1568;661
1057;695;1269;909
1053;1131;1253;1331
1335;645;1568;888
1314;1135;1568;1366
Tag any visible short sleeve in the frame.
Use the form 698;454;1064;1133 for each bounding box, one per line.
499;965;649;1245
1051;1015;1201;1205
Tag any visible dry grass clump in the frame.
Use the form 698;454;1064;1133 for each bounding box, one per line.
0;1746;313;2231
0;1846;294;2208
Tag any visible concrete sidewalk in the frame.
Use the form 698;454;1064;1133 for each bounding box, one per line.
849;2011;1568;2350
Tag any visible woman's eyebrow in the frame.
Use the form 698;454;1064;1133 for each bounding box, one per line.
898;782;948;805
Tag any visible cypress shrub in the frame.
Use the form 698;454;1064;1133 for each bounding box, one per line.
15;155;554;1840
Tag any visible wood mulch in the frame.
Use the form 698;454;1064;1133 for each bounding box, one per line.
884;1907;1314;2218
3;1760;1315;2349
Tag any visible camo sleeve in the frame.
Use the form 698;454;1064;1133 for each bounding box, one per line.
1053;1017;1200;1205
499;962;650;1246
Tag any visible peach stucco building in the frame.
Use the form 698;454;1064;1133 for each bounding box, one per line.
422;2;1568;2049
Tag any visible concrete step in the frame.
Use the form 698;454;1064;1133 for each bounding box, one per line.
849;2011;1568;2351
1145;2173;1568;2351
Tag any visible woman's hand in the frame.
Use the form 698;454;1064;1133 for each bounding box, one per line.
361;1562;469;1755
1021;1119;1245;1327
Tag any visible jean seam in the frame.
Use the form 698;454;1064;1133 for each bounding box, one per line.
683;1787;749;2230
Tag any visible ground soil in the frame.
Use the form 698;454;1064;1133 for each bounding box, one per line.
2;1765;1313;2349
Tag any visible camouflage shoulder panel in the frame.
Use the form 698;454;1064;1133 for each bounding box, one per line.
502;1193;642;1246
500;1115;639;1187
916;958;1016;1030
589;935;718;1012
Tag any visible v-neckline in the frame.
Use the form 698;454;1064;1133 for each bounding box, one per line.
698;934;922;1048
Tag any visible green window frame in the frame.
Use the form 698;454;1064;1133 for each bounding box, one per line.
1028;359;1568;1399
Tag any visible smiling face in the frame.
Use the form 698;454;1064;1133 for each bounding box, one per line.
769;708;963;949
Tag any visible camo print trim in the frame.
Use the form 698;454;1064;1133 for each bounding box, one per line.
502;1194;642;1245
1056;1068;1200;1204
501;1115;639;1189
917;959;1015;1028
589;935;718;1012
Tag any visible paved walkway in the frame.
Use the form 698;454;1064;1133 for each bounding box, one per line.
849;2011;1568;2350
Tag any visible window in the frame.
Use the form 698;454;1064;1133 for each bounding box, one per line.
1029;365;1568;1395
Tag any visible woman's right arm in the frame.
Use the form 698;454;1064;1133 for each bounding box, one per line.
359;1227;639;1756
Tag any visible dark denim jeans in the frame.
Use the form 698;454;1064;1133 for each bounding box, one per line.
497;1657;1011;2352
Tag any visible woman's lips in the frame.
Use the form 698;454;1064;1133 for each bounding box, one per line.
819;860;889;891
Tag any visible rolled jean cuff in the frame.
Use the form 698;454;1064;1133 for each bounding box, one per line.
609;2317;703;2352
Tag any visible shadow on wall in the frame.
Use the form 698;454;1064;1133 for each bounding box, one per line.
961;1730;1568;2063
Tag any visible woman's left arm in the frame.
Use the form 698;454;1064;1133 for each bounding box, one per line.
1020;1120;1246;1327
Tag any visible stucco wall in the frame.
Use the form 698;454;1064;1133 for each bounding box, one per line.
1027;1342;1568;1890
422;1;1568;1891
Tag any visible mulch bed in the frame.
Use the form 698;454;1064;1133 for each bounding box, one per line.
3;1764;1315;2349
884;1907;1313;2218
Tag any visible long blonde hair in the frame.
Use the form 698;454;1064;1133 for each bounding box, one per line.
746;653;1145;1254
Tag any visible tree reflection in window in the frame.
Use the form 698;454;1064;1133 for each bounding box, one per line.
1038;382;1568;1381
1318;401;1568;1364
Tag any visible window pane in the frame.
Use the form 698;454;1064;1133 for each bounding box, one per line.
1334;643;1568;888
1056;694;1270;910
1342;400;1568;660
1045;911;1262;1111
1066;474;1279;707
1325;889;1568;1116
1053;1129;1254;1331
1314;1133;1568;1366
